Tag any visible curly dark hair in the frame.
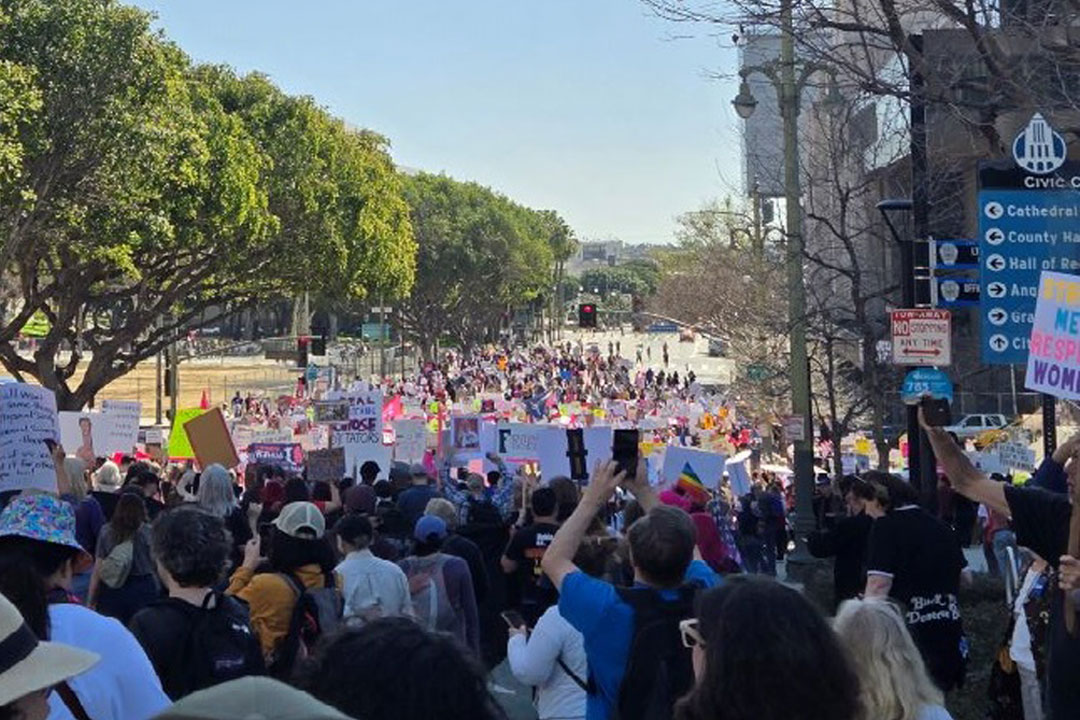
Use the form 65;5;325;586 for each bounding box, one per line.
676;576;860;720
150;506;232;588
297;618;506;720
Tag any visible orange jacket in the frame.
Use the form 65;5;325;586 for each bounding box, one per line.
227;563;329;662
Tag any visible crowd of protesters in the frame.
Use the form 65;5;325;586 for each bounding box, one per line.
3;342;1080;720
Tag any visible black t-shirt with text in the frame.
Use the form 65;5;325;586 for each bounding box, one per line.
504;521;560;618
1004;484;1080;720
867;506;967;691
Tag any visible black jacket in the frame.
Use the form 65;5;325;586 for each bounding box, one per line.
807;512;873;607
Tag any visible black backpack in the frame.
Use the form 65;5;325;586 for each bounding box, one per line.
269;572;343;679
609;584;700;720
164;593;264;699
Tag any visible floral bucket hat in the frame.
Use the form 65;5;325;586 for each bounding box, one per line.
0;493;92;569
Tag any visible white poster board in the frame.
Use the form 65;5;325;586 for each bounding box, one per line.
726;450;753;497
59;411;113;463
333;391;385;479
536;426;614;481
450;415;483;457
0;384;60;492
662;446;727;489
496;422;541;461
393;418;428;464
101;399;141;455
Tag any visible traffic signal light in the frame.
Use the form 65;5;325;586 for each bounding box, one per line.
578;303;597;328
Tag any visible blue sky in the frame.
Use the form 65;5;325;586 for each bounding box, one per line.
132;1;743;244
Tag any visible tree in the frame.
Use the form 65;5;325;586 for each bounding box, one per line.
650;197;790;418
399;172;557;358
0;0;414;408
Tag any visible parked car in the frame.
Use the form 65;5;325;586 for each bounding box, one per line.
707;338;725;357
944;413;1008;439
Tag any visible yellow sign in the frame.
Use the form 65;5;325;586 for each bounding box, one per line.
854;437;871;456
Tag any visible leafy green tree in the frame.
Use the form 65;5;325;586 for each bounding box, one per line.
399;172;556;357
0;0;414;408
580;261;660;299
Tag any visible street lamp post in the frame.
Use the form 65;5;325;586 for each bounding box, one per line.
732;6;840;570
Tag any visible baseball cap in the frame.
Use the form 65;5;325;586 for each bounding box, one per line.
409;463;429;478
152;676;350;720
414;515;448;543
272;502;326;539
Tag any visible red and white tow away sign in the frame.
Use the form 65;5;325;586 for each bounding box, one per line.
890;309;951;366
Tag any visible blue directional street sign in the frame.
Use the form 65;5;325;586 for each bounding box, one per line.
978;160;1080;364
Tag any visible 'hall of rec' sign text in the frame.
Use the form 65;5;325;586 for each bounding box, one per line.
891;309;952;366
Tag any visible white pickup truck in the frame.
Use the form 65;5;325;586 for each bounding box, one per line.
944;413;1008;440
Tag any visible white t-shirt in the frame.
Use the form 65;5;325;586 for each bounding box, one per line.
507;605;587;720
47;603;170;720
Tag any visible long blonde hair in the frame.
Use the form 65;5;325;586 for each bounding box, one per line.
834;599;944;720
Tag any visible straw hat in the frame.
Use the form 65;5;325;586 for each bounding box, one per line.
0;593;98;706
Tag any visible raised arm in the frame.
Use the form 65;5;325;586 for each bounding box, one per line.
542;460;624;592
920;408;1009;516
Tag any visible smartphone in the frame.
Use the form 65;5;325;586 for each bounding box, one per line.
612;429;640;479
501;610;526;629
920;398;952;427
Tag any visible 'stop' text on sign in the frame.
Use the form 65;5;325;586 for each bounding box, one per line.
891;309;952;366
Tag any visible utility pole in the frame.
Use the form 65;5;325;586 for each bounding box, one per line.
731;0;840;570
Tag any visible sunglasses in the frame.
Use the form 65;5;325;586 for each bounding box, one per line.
679;618;705;649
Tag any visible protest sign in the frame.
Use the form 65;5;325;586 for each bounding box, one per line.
246;442;305;472
451;415;482;457
662;446;727;490
0;384;60;492
996;441;1036;472
726;450;753;497
333;393;386;478
496;423;541;460
59;412;113;463
1027;270;1080;398
307;447;346;482
183;407;240;469
393;418;427;464
168;408;205;459
101;400;140;454
536;426;613;481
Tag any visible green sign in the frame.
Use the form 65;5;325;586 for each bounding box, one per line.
167;408;205;459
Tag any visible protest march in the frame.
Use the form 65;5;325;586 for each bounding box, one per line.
9;2;1080;720
3;333;1077;720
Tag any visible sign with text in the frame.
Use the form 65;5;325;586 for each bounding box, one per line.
781;415;806;442
393;418;427;464
978;145;1080;363
891;309;952;366
101;400;141;454
1025;270;1080;399
246;442;304;471
996;441;1037;472
0;384;60;492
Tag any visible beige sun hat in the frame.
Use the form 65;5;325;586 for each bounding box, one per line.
0;593;98;706
152;676;351;720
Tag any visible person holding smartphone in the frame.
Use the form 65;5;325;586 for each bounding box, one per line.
506;535;614;720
